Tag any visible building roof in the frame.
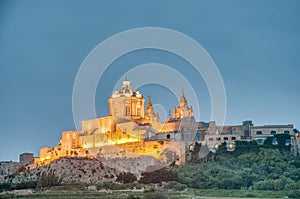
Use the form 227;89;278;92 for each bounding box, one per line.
252;124;293;129
111;79;142;98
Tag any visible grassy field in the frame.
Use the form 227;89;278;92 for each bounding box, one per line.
0;185;295;199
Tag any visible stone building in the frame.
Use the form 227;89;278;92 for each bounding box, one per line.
108;79;145;120
144;97;159;122
36;79;186;166
173;92;194;118
19;153;34;165
0;161;20;180
251;124;294;145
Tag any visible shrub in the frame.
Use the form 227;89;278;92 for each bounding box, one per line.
139;168;177;184
127;195;141;199
246;193;256;198
15;181;37;190
37;172;62;188
116;172;137;183
0;182;12;192
96;182;125;190
144;192;168;199
253;180;274;190
165;181;187;191
288;190;300;198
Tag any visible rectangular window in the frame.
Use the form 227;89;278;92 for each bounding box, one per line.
208;137;213;141
137;108;140;116
125;106;130;116
256;131;262;135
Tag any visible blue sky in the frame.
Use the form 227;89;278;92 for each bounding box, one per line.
0;0;299;161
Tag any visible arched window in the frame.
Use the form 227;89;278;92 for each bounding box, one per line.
285;139;291;146
166;134;171;139
284;130;290;135
271;131;276;135
223;137;228;141
231;137;236;141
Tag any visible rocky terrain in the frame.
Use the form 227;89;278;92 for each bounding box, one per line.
100;156;166;177
3;156;167;184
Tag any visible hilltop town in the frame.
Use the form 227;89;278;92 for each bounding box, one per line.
1;79;300;181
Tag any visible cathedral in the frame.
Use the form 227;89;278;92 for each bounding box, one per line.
36;79;189;166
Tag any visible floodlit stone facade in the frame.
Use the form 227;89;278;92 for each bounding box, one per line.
108;79;145;120
173;92;194;118
35;79;188;167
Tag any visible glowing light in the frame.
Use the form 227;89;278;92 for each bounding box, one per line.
83;143;93;148
115;138;139;144
45;156;51;160
95;142;102;147
81;138;139;149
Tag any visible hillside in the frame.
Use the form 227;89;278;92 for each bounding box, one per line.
1;140;300;198
3;156;166;185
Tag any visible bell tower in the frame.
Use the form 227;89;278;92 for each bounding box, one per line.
173;92;194;118
108;79;145;120
145;97;160;122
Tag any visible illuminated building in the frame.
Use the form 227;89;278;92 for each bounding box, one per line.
31;79;299;167
35;79;186;166
108;78;145;120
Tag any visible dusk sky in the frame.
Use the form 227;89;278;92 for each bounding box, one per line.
0;0;299;161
